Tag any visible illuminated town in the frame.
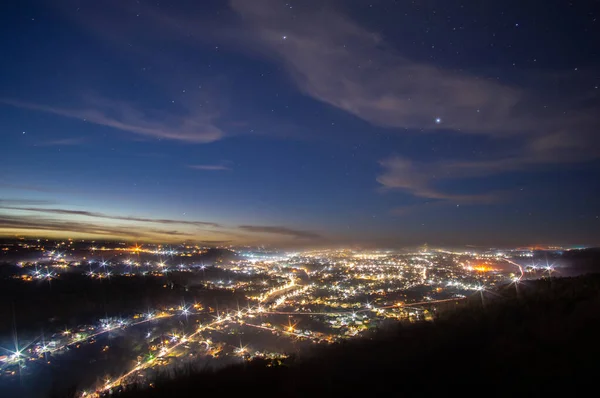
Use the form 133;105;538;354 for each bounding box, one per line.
0;238;565;397
1;0;598;395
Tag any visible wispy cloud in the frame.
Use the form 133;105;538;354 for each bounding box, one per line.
1;96;224;144
19;1;232;145
188;164;232;171
239;225;321;239
377;130;598;204
0;206;220;228
231;1;597;138
377;156;513;203
232;1;600;208
35;137;87;147
0;198;57;206
230;0;526;136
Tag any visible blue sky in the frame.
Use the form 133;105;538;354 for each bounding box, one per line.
1;0;599;247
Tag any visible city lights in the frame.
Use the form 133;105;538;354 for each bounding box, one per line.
0;240;563;397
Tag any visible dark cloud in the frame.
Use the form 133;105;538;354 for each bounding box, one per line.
0;215;193;240
0;206;220;228
239;225;321;239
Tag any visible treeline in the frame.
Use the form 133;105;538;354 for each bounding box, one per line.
0;273;244;335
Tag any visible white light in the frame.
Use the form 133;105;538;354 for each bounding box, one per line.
435;117;442;124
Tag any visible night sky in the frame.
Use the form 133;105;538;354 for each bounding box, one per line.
1;0;599;247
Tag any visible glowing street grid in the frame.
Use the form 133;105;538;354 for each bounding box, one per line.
1;244;556;397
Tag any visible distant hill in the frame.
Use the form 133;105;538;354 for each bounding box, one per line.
94;273;600;398
199;248;239;265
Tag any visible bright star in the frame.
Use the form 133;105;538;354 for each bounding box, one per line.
435;118;442;124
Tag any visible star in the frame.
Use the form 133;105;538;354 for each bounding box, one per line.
435;118;442;124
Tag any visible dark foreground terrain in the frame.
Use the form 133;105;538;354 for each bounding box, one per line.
59;272;600;398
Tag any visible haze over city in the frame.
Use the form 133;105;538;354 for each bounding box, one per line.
2;0;599;247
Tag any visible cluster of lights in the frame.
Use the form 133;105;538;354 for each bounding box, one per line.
2;245;547;396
